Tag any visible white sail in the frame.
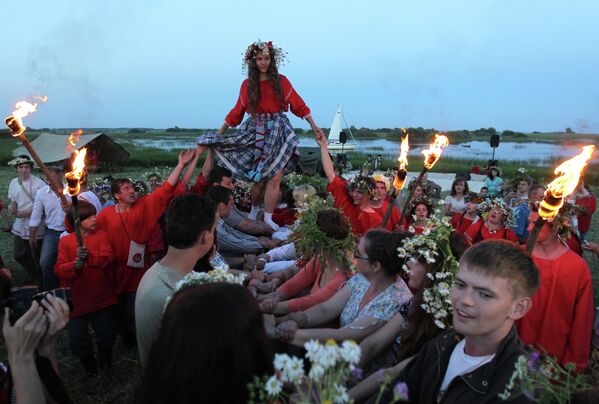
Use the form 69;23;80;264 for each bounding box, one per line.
328;104;343;142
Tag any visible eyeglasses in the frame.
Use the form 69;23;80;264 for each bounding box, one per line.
353;251;369;261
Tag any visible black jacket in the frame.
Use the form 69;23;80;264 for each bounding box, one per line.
397;327;533;404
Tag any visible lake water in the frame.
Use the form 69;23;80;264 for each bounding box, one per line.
128;137;597;165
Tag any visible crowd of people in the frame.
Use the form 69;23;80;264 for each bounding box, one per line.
0;40;597;403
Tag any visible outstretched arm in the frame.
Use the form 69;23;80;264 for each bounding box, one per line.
306;116;324;139
315;132;335;183
166;149;196;186
179;146;205;188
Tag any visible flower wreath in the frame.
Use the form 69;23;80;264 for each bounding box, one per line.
163;264;247;310
233;179;252;205
534;202;584;240
397;211;458;329
407;177;435;197
477;197;516;228
372;171;391;192
8;156;35;168
290;195;355;272
348;176;378;201
407;194;433;220
242;40;288;73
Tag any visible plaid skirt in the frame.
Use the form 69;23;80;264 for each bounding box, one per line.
197;113;300;182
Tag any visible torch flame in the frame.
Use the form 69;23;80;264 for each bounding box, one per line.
538;145;595;220
421;134;449;169
66;129;84;153
65;147;87;196
5;96;48;137
393;130;410;190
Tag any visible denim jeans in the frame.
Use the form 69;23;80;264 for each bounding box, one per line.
40;229;62;291
68;306;116;359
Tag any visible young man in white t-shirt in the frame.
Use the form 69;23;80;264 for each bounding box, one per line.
396;240;539;403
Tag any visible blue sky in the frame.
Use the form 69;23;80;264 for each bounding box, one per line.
2;0;598;132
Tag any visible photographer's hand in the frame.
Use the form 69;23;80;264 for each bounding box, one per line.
3;303;47;404
38;295;70;370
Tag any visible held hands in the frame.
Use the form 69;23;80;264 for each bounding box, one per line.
315;132;327;148
8;202;18;216
312;126;325;139
259;299;278;314
75;246;89;270
276;320;299;342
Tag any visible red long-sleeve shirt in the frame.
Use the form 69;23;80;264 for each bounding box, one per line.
225;75;311;127
190;173;208;195
372;200;404;231
575;194;596;233
517;249;594;369
54;230;117;319
277;258;349;313
272;207;297;227
326;176;383;236
465;221;518;244
96;181;175;295
451;213;479;234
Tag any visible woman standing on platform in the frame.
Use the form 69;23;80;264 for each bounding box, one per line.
197;41;324;231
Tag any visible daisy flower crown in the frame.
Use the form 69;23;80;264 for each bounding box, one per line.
242;40;288;73
163;264;247;311
372;171;391;192
8;156;35;168
477;197;516;228
397;211;459;329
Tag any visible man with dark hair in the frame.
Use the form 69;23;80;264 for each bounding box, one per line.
147;173;162;192
7;155;46;284
206;186;280;255
395;240;539;403
97;150;195;348
135;194;217;366
192;160;273;236
512;184;545;244
29;166;68;290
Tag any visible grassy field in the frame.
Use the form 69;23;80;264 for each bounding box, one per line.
0;148;598;402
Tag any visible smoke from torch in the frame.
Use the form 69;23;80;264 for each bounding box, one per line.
526;145;595;253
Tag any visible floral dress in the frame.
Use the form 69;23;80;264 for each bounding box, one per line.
339;274;413;327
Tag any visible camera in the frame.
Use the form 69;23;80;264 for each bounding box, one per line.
5;287;72;325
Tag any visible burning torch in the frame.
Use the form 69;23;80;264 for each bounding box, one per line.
381;131;410;228
525;145;595;253
4;97;69;205
399;134;449;222
65;145;88;249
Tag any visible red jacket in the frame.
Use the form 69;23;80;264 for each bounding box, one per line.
96;181;175;295
517;248;594;369
326;176;384;236
575;194;596;233
225;75;311;127
54;230;117;319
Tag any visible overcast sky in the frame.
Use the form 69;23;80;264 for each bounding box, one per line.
2;0;598;132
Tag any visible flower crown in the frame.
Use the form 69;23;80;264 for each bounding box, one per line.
408;194;433;218
291;195;355;272
348;176;378;201
477;198;516;228
531;201;583;239
164;265;247;310
8;156;35;168
397;211;458;329
233;180;252;204
372;171;391;192
242;40;287;73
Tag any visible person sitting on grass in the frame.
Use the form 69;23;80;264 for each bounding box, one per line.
257;207;354;317
54;200;117;375
272;184;316;228
465;198;518;244
274;230;413;346
484;166;503;198
315;132;387;236
349;220;464;401
136;283;273;404
390;240;540;403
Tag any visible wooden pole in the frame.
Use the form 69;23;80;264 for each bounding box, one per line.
525;215;546;254
400;169;429;224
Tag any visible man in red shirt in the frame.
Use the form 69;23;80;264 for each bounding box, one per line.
517;211;594;370
96;150;195;347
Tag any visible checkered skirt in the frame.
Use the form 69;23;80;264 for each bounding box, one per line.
197;113;300;182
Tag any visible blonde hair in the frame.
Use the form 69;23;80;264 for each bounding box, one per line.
292;184;316;204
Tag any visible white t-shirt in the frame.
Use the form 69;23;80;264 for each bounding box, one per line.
444;195;467;214
8;175;47;238
439;339;495;395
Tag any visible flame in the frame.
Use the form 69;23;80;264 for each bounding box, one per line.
65;147;87;196
421;134;449;169
4;96;48;137
538;145;595;220
393;130;410;190
66;129;84;153
33;95;48;103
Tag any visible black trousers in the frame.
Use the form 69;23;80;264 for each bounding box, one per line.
68;306;116;359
